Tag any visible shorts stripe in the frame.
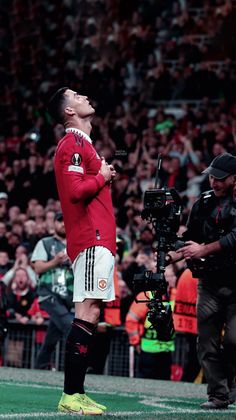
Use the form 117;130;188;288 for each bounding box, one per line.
86;247;95;291
87;248;91;291
91;246;95;291
85;249;88;291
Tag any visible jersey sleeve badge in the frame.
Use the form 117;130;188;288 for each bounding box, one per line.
68;153;84;173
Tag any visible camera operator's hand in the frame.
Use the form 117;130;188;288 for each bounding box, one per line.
100;157;116;183
177;241;205;259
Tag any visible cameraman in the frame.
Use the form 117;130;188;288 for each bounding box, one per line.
170;153;236;409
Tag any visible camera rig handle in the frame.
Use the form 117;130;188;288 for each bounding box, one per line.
132;156;182;341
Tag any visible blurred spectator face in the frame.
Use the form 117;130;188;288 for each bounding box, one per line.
118;278;131;299
170;157;181;172
0;251;9;266
11;221;24;237
212;142;226;157
24;219;36;236
7;232;21;248
27;199;39;213
15;245;27;260
34;221;47;238
136;251;149;267
45;198;57;211
121;255;135;270
55;219;66;238
12;268;29;291
8;206;21;222
140;227;153;244
45;210;56;234
34;204;45;220
0;222;6;237
12;159;21;175
26;199;39;219
0;195;8;219
45;210;55;222
18;213;27;223
20;158;27;168
124;133;135;147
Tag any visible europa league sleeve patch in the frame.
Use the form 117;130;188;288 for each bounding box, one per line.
68;153;84;173
71;153;82;166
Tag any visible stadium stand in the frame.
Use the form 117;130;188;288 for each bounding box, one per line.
0;0;236;377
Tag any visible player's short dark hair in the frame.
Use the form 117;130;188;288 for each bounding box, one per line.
47;87;69;124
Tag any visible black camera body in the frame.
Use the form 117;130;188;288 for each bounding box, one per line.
142;187;182;233
133;185;182;341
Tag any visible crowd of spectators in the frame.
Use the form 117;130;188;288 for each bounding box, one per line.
0;0;236;374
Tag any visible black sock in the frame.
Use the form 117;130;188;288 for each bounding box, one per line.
64;318;96;395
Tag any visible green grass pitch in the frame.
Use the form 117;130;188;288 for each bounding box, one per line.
0;368;236;419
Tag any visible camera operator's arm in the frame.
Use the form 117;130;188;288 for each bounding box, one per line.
176;240;222;259
175;195;236;259
166;250;185;264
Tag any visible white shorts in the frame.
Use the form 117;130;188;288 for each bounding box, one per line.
72;246;115;302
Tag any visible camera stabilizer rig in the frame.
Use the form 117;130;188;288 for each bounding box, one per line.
133;155;182;341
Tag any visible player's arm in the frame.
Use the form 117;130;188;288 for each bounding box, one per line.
59;145;115;202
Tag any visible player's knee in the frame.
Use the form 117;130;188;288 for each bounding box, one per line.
88;302;101;324
75;301;102;324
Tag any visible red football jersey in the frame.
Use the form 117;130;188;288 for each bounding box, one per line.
53;129;116;262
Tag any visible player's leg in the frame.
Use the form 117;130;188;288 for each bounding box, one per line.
58;246;115;415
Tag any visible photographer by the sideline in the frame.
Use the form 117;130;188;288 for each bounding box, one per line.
169;153;236;410
31;211;74;369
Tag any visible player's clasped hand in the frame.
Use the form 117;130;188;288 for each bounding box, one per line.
100;156;116;183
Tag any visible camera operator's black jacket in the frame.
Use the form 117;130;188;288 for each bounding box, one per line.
182;190;236;283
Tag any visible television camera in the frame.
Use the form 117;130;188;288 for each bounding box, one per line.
133;155;182;341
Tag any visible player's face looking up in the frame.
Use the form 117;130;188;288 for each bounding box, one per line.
63;89;95;119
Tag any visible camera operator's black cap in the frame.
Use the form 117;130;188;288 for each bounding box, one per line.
202;153;236;179
55;212;63;222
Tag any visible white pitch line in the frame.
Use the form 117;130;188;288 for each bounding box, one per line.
0;408;236;419
0;382;61;390
0;414;65;419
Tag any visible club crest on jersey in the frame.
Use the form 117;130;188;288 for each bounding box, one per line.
98;278;107;291
71;153;82;166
